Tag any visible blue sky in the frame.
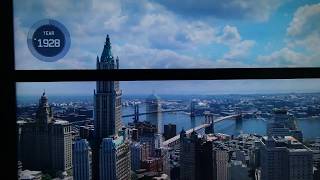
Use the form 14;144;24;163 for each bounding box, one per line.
14;0;320;69
13;0;320;94
17;80;320;95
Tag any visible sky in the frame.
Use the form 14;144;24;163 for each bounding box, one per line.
13;0;320;94
17;80;320;96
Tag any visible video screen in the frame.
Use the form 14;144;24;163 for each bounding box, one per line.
16;80;320;179
13;0;320;70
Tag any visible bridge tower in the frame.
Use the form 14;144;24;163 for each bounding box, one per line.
235;108;243;129
133;103;139;123
204;111;214;134
190;100;196;118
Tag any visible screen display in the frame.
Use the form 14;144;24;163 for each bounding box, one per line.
16;80;320;179
13;0;320;69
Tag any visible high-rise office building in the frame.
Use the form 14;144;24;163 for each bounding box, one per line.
94;34;121;139
73;139;92;180
164;123;176;140
146;94;161;133
155;147;171;177
129;121;158;158
214;149;230;180
260;136;313;180
131;142;142;171
100;136;131;180
91;35;131;180
141;143;150;161
267;108;303;142
200;141;215;180
20;93;72;176
179;130;200;180
179;130;234;180
229;160;250;180
180;130;219;180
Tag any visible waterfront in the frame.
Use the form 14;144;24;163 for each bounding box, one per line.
17;95;320;140
123;105;320;140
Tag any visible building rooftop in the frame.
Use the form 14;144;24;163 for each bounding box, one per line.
147;94;160;101
113;135;124;147
52;119;69;125
19;170;42;179
262;136;312;151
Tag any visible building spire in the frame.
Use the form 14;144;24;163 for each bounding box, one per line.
116;56;119;69
101;34;113;62
37;91;51;124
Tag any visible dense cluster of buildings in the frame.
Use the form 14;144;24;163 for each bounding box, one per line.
17;35;169;180
16;35;320;180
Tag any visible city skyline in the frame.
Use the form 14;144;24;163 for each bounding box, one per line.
13;0;320;179
17;79;320;96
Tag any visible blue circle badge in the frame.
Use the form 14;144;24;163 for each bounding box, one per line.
27;19;71;62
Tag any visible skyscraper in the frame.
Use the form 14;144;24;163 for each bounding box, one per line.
146;93;161;133
91;35;131;180
94;34;121;139
73;139;92;180
267;108;303;142
100;136;131;180
179;130;198;180
260;136;313;180
164;123;176;140
214;149;230;180
131;142;142;171
20;92;72;176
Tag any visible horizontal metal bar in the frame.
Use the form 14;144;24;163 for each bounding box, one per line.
13;68;320;82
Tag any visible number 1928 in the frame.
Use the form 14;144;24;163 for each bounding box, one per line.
37;39;60;48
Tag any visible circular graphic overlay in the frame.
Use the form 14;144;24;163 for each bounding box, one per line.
27;19;70;62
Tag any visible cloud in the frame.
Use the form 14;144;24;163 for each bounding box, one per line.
258;3;320;67
216;25;255;60
113;43;251;68
14;0;255;70
223;40;255;60
155;0;285;22
257;48;314;67
286;3;320;52
218;25;241;44
287;3;320;37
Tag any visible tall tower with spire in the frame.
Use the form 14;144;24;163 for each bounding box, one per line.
36;91;53;124
92;35;131;180
20;93;72;176
94;34;122;139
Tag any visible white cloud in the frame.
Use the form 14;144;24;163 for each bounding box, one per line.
113;43;250;68
218;25;241;44
256;3;320;67
287;3;320;36
113;44;213;68
156;0;285;22
184;21;217;44
223;40;255;60
286;3;320;52
14;0;255;69
216;25;255;60
104;15;128;31
257;48;314;67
